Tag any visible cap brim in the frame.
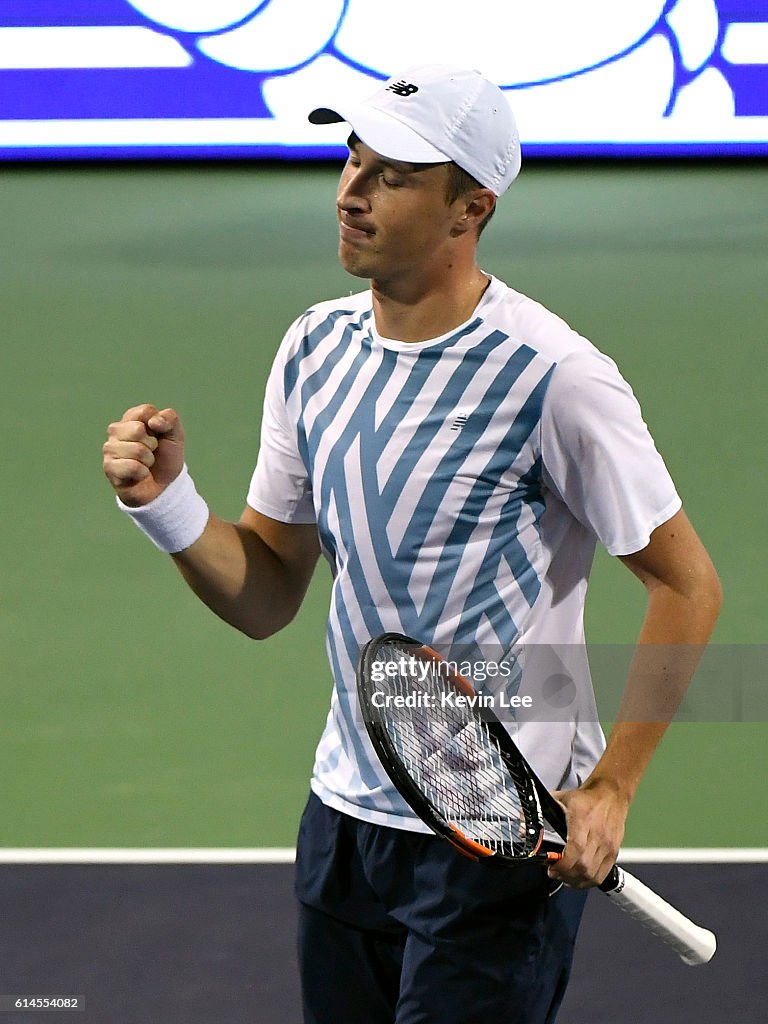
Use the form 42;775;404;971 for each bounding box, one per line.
308;103;450;164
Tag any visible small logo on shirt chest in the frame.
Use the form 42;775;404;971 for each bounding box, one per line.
450;413;469;432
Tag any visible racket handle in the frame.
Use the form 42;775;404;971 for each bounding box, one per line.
600;866;717;966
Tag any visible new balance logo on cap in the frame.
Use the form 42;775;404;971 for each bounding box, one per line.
387;80;419;97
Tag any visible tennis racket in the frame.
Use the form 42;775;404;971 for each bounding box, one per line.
356;633;716;966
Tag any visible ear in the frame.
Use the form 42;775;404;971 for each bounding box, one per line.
450;189;496;238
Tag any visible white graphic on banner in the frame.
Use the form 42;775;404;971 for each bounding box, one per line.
336;0;674;83
265;0;734;143
125;1;268;34
0;26;190;69
198;0;345;73
127;0;735;141
666;0;720;71
722;21;768;63
126;0;345;72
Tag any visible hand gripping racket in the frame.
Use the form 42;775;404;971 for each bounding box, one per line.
356;633;716;966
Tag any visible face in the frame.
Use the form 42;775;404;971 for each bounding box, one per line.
335;135;468;286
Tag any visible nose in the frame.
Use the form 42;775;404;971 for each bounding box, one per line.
337;162;371;215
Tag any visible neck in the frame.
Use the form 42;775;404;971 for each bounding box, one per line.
370;261;490;343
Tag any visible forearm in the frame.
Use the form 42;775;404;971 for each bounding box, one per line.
551;512;721;886
102;405;319;639
171;512;312;640
587;566;722;802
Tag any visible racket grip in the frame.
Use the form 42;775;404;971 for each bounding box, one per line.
601;866;717;966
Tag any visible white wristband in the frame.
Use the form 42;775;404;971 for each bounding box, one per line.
116;464;209;554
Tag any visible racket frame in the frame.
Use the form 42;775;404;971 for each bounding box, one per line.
358;633;553;864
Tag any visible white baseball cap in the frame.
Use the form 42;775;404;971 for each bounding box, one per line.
309;64;521;196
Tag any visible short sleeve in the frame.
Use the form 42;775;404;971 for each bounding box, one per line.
540;348;681;556
246;321;316;524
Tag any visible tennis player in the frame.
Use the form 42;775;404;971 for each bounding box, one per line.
103;65;721;1023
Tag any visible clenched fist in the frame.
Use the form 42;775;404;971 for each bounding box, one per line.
103;404;185;507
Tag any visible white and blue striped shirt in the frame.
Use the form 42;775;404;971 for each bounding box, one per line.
248;276;681;830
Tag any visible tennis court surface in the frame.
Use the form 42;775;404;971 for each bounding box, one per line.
0;853;763;1023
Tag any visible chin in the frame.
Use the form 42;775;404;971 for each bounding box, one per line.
338;244;374;280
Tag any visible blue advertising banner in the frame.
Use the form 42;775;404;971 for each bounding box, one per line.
0;0;766;159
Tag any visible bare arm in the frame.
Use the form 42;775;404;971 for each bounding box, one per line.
103;403;320;640
549;508;722;888
171;507;320;639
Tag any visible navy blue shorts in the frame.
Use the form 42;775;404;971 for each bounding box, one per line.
295;792;586;1024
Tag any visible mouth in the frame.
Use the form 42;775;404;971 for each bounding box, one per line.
338;218;375;243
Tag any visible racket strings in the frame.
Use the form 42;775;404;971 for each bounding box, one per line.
376;643;543;856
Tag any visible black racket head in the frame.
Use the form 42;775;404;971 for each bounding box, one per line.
356;633;558;863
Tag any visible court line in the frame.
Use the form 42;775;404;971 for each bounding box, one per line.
0;849;298;864
0;848;765;864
